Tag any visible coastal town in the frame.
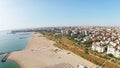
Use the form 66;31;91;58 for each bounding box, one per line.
37;26;120;58
1;0;120;68
11;26;120;68
40;26;120;67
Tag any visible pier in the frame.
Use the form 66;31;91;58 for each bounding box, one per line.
1;53;11;62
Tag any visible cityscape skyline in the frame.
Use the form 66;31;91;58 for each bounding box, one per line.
0;0;120;30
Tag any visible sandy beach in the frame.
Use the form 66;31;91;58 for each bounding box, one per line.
8;32;99;68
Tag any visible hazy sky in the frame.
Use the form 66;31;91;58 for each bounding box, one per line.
0;0;120;30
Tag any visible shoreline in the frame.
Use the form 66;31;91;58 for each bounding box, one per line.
8;32;33;68
8;32;99;68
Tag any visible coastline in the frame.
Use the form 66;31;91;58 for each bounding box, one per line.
8;32;98;68
8;32;33;68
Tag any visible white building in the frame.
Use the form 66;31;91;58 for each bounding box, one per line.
107;44;120;58
115;50;120;57
107;44;116;55
92;42;106;53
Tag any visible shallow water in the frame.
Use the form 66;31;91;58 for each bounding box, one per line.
0;31;31;68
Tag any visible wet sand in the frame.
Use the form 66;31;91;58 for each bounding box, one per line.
8;32;99;68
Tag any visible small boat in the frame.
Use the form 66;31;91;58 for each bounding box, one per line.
19;37;26;39
19;37;24;39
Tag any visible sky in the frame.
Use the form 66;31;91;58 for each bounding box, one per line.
0;0;120;30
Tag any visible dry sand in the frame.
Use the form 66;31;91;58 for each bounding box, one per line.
8;32;99;68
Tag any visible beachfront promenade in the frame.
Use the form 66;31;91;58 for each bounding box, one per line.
8;32;98;68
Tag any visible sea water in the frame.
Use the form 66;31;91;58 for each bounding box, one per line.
0;31;31;68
